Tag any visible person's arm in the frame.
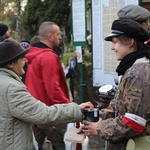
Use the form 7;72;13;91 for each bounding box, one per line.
81;69;146;143
8;82;93;126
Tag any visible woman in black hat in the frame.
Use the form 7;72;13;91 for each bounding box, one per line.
0;38;93;150
80;19;150;150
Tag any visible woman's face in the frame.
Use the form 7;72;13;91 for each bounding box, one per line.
8;56;27;76
111;37;135;61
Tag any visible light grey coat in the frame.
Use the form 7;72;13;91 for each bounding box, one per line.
0;68;82;150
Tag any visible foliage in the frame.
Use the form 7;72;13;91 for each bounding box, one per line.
62;51;99;106
23;0;43;37
0;0;29;40
61;52;76;67
0;0;17;14
0;0;17;24
23;0;71;41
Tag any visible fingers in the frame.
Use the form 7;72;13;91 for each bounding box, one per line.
86;102;94;109
77;127;84;134
81;125;96;136
78;120;99;136
79;102;94;110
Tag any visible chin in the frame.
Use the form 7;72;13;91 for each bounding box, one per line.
117;58;121;61
20;70;25;76
116;56;122;61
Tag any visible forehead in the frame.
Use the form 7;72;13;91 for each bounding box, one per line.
112;37;119;41
52;25;60;32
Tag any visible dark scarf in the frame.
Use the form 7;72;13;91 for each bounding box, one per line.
116;50;146;76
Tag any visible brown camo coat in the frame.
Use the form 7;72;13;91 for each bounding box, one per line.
98;58;150;150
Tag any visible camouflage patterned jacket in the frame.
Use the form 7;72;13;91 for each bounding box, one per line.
98;57;150;150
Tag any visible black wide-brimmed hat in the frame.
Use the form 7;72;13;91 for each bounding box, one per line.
105;19;150;42
0;38;29;64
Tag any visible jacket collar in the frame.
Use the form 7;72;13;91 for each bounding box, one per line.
0;68;22;82
134;57;149;64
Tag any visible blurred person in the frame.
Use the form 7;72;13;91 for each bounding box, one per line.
20;41;30;83
66;58;76;100
80;19;150;150
21;39;30;44
117;4;150;31
0;23;10;42
98;4;150;110
0;38;94;150
20;36;40;83
30;36;40;46
25;21;73;150
20;41;30;49
87;34;92;52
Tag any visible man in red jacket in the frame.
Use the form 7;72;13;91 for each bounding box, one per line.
25;21;70;150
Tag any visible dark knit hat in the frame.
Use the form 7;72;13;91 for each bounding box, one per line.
0;38;29;64
117;5;150;22
105;19;150;42
20;41;30;50
0;24;8;36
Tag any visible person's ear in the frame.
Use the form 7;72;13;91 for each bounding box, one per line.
7;62;13;69
48;33;53;41
129;39;136;48
141;22;149;31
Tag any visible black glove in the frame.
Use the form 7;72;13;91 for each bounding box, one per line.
95;87;117;109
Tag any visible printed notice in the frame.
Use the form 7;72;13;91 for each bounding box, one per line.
92;0;139;87
72;0;86;42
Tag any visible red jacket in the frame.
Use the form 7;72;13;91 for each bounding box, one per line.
25;46;70;106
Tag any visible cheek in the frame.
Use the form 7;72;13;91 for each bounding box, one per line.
118;49;129;60
18;65;25;76
18;60;25;70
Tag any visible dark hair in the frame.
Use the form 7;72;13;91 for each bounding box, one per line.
0;55;24;68
116;35;150;59
30;36;40;46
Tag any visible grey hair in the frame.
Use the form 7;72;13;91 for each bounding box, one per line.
38;21;57;37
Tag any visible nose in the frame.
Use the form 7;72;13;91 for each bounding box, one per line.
60;35;62;40
111;44;115;51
